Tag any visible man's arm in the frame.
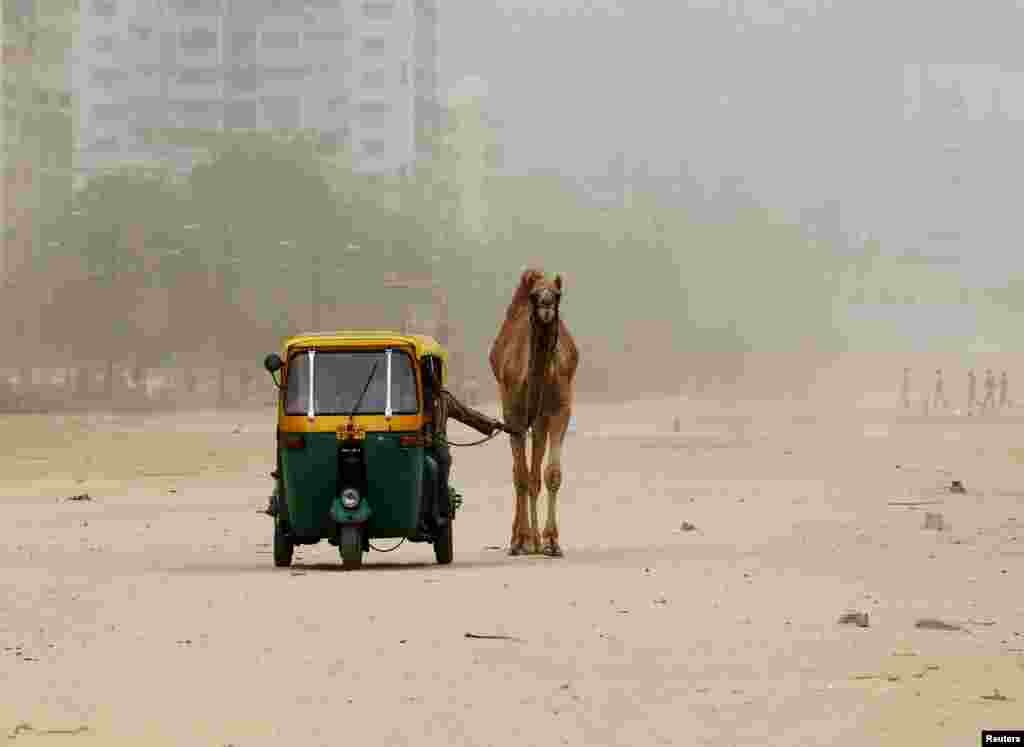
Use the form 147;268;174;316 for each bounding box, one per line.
441;390;517;437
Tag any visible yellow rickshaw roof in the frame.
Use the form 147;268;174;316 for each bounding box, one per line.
282;330;447;361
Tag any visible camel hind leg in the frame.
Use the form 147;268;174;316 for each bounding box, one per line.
542;409;570;558
528;418;549;554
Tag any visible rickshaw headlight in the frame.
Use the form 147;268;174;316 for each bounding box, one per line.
340;488;361;510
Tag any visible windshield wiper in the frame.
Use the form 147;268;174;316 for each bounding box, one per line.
346;360;379;430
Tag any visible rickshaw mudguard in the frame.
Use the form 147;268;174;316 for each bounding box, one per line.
279;432;339;537
330;496;372;525
362;432;425;537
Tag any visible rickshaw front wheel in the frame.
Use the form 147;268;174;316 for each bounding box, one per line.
273;521;294;567
339;525;364;570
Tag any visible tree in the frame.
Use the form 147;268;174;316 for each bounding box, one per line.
185;132;340;401
39;167;190;401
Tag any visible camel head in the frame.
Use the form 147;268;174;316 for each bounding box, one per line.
516;268;563;327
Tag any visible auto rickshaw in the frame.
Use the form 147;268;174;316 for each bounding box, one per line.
263;331;488;570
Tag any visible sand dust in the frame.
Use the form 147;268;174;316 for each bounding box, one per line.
1;396;1022;745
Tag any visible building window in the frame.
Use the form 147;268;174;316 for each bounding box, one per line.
359;100;391;115
262;31;300;49
92;0;117;17
262;66;311;82
171;0;224;13
361;68;388;88
362;2;393;20
305;30;347;44
229;66;265;93
91;67;124;89
230;31;258;56
361;35;386;54
177;67;220;85
91;136;121;152
318;127;348;151
92;102;126;122
179;27;217;53
362;138;386;156
92;34;115;52
133;98;166;128
225;98;262;128
172;99;222;128
264;0;305;13
414;0;437;18
359;101;390;126
261;95;300;129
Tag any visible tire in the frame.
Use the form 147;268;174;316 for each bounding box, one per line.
433;519;453;565
339;525;364;570
273;520;293;568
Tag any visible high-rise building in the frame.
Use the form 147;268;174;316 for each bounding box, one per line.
2;0;77;327
74;0;442;177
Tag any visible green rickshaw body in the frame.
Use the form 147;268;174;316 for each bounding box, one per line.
266;331;453;568
279;431;425;538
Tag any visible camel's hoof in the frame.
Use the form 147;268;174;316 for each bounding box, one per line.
508;544;527;556
542;543;563;558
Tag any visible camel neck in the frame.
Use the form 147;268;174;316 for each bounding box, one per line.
529;319;557;374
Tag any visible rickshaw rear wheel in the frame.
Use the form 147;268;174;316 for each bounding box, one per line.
339;525;363;570
433;520;453;565
273;521;294;567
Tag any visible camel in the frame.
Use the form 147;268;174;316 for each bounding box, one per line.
489;268;579;557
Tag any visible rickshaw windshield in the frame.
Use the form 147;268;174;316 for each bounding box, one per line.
284;348;418;416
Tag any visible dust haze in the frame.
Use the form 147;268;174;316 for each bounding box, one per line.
2;2;1023;745
5;0;1018;410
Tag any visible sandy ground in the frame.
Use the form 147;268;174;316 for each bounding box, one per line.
1;395;1022;746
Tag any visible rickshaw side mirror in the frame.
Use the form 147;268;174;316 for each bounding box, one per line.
264;353;283;374
264;353;284;389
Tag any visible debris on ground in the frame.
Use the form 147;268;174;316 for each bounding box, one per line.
679;521;698;532
464;632;524;642
914;618;964;632
65;493;91;502
950;480;966;494
980;688;1012;702
838;611;870;627
923;512;947;531
7;723;90;739
888;498;944;507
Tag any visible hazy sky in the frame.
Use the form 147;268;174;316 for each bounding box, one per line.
439;1;1024;283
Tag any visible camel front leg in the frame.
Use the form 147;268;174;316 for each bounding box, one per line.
542;411;569;558
508;432;531;556
528;419;549;554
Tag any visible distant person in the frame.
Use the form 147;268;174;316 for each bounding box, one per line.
967;369;977;413
932;368;948;410
982;369;997;411
901;367;911;409
1000;370;1009;409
